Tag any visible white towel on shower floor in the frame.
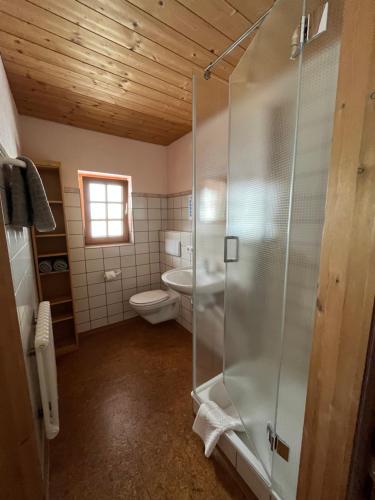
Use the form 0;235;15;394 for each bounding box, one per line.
192;401;243;457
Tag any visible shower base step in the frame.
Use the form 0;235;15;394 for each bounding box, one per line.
192;374;272;500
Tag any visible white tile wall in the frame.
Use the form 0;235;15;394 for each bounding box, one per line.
103;246;120;258
71;273;87;287
64;189;168;332
135;242;149;254
69;247;85;262
107;291;122;305
132;196;147;209
166;192;192;233
70;260;86;274
67;220;83;235
64;188;193;333
86;259;104;272
68;234;84;248
160;193;193;332
63;192;80;207
75;298;89;311
120;244;135;256
104;256;120;269
85;247;103;260
76;321;91;333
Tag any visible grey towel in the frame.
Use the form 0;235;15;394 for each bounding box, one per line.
53;258;68;271
10;156;56;232
39;260;53;273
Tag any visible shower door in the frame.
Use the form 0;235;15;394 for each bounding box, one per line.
224;0;305;479
192;74;229;390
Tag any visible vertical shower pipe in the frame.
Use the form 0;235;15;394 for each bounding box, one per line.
192;75;197;392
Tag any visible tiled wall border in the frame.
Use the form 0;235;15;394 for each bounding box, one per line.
166;190;192;197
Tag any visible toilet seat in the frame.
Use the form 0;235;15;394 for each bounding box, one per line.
130;290;169;306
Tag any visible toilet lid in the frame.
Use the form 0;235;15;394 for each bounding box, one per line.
130;290;169;306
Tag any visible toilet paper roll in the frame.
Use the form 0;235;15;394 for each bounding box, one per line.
104;269;122;281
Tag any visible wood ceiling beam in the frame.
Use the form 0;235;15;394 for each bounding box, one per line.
0;0;192;91
0;12;192;103
2;55;191;125
125;0;245;67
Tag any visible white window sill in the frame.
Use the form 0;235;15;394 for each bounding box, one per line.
84;241;133;249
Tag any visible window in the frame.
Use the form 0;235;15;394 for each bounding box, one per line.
79;171;130;245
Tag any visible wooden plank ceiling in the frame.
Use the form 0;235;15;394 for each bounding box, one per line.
0;0;271;145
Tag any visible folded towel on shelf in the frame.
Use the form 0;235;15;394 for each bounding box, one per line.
192;401;243;457
53;259;68;272
10;156;56;232
39;260;53;274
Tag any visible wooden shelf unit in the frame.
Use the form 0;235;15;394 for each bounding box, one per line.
40;269;69;276
38;252;68;258
36;233;66;238
31;161;78;356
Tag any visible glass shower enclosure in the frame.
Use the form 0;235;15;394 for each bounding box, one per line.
192;0;344;498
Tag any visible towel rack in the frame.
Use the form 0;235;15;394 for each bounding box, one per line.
0;157;27;168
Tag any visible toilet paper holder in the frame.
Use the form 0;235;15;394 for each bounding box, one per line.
104;269;122;281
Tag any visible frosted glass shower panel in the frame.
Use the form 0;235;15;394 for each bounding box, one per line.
224;0;305;477
272;0;343;497
193;75;229;390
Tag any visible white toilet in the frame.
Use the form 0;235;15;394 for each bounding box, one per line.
129;289;179;324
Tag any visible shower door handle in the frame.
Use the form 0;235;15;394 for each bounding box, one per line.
224;236;239;263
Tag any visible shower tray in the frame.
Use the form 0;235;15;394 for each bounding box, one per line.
192;374;272;500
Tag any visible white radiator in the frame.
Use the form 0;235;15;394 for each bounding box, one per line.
35;301;59;439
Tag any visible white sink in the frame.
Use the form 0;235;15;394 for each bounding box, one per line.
196;271;225;295
162;267;192;295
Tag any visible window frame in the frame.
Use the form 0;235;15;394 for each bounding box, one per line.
79;172;130;246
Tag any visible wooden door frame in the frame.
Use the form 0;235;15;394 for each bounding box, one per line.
0;185;44;496
297;0;375;498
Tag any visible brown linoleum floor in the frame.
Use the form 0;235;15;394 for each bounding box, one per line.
50;318;253;500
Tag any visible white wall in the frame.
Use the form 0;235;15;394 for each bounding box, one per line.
20;116;168;194
0;58;43;463
0;58;20;156
19;115;195;196
166;131;192;194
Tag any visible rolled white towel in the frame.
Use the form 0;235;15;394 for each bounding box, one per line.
53;258;68;271
39;260;53;273
193;401;243;457
104;269;122;281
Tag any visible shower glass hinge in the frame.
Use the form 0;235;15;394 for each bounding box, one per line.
267;424;290;462
291;2;329;59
